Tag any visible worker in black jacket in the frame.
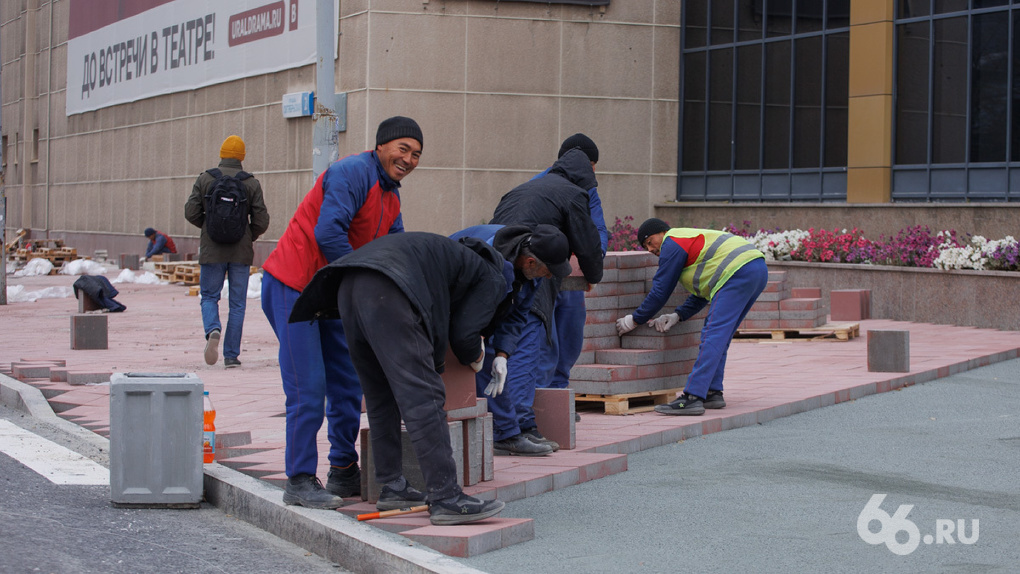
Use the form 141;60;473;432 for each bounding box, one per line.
489;147;604;442
290;232;508;525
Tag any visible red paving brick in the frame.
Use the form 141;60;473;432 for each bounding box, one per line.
4;271;1020;557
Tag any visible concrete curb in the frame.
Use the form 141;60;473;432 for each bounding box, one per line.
0;373;486;574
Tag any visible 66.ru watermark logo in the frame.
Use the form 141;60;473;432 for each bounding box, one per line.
857;494;979;555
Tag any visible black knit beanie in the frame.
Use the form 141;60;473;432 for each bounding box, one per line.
637;218;671;247
558;133;598;164
376;116;424;149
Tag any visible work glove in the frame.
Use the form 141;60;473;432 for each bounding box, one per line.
616;314;638;336
652;312;681;333
469;339;485;373
485;356;508;397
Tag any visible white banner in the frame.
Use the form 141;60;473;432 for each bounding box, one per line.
66;0;334;116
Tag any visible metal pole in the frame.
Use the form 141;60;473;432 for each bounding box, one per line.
311;0;338;180
1;18;7;306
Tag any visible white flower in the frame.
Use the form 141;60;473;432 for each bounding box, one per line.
749;229;809;261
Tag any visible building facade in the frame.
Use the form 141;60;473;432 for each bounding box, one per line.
3;0;1018;264
1;0;679;261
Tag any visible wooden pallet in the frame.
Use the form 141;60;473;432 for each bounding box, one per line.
172;266;201;284
734;322;860;342
575;388;683;415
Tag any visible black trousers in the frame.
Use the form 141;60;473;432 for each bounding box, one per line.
336;269;461;502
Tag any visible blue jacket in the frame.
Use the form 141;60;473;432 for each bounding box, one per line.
632;238;708;324
449;224;539;357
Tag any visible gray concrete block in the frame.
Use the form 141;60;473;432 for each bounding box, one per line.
482;413;494;482
360;421;465;503
67;371;113;385
868;330;910;372
70;314;108;350
77;291;103;313
462;416;483;486
109;373;203;507
119;253;140;270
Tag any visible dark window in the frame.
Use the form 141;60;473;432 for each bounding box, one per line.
680;0;849;201
934;0;968;15
711;0;735;45
970;12;1008;163
793;35;823;168
931;17;967;164
825;32;850;168
894;1;1020;201
735;44;763;170
708;48;734;170
686;2;708;49
683;51;707;171
896;21;930;165
764;40;792;169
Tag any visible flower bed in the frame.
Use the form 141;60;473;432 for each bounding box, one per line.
607;218;1020;331
722;222;1019;273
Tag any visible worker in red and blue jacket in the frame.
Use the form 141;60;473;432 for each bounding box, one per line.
143;228;177;258
616;218;768;417
260;116;423;510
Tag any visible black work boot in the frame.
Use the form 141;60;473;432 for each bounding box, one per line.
429;493;506;526
283;474;345;509
326;464;361;498
704;390;726;409
376;477;428;511
521;428;560;452
653;392;706;416
493;433;553;456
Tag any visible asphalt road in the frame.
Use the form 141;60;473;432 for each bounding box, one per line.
462;359;1020;574
0;404;348;574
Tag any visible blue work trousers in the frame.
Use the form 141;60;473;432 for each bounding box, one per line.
504;313;555;431
200;262;250;360
547;289;586;388
474;346;523;442
683;258;769;399
261;272;362;477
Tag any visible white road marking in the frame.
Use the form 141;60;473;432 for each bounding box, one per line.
0;419;109;485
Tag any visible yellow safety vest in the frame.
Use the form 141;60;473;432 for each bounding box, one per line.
664;228;764;300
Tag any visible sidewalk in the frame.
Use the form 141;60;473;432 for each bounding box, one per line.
3;270;1020;568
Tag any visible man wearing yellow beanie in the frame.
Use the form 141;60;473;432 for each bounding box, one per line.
185;135;270;369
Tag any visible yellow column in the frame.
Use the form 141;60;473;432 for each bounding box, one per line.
846;0;895;203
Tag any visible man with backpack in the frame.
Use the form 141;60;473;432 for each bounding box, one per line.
185;135;270;368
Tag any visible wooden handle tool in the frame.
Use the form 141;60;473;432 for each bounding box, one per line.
356;505;429;521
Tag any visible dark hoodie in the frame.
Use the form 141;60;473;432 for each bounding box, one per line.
490;148;603;285
490;148;604;330
289;232;507;372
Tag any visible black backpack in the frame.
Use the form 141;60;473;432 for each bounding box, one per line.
203;168;252;244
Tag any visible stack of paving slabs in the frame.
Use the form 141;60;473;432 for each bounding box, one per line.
738;271;828;331
567;252;705;415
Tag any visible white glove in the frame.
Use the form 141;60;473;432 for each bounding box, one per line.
616;314;638;336
652;312;681;333
485;356;508;397
469;339;485;373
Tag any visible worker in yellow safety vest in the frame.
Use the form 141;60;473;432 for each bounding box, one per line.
616;218;768;415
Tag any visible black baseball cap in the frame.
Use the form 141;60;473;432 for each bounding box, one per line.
528;224;573;279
